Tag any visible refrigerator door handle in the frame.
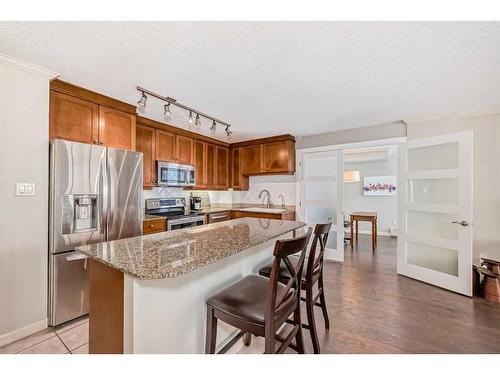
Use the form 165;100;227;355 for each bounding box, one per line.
66;253;88;261
100;148;109;240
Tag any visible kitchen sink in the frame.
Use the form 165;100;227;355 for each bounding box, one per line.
239;207;288;213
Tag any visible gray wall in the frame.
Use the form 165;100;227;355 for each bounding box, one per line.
344;146;398;234
297;121;406;149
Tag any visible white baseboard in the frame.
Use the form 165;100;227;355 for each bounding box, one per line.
0;319;48;347
344;229;396;237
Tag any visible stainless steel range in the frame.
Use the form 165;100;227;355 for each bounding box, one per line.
145;198;205;230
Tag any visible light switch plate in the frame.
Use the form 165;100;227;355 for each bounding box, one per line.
16;183;35;196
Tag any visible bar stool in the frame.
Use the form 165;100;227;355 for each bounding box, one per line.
258;222;332;354
205;227;313;354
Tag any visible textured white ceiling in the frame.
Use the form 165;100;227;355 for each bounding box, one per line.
1;22;499;142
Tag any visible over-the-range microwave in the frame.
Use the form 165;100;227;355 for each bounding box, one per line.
157;161;195;187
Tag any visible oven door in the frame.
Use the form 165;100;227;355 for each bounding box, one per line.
168;217;205;231
157;162;195;187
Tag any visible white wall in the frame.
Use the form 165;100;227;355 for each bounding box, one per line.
406;112;500;264
344;146;398;234
0;56;56;346
231;175;296;206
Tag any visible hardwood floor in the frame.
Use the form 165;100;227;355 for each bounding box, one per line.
2;234;498;354
238;234;500;354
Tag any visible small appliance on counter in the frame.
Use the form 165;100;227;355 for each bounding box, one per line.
190;196;203;211
145;197;205;231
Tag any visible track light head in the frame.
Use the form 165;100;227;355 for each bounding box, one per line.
164;103;171;118
195;113;201;127
187;111;194;127
210;120;217;133
225;126;232;137
137;92;147;108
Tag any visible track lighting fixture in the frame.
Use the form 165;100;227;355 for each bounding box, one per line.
137;92;147;107
164;103;171;118
136;86;233;137
210;120;217;133
187;111;194;126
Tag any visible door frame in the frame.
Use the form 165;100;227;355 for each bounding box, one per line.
296;136;406;261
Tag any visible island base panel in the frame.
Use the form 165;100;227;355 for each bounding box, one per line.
89;259;124;354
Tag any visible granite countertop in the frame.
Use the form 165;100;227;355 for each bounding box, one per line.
76;218;306;280
200;203;296;215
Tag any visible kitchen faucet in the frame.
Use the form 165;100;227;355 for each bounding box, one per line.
258;189;273;208
277;194;286;209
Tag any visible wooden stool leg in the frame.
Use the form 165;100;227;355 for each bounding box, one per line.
294;304;305;354
205;306;218;354
305;287;320;354
355;220;359;242
318;277;330;329
243;332;252;346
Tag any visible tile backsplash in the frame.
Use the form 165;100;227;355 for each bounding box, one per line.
143;175;297;208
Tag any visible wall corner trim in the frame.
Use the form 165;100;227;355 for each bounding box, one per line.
0;53;58;80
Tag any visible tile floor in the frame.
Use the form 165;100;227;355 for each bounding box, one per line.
0;316;89;354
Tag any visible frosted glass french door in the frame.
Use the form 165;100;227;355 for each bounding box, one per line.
300;150;344;262
397;131;473;296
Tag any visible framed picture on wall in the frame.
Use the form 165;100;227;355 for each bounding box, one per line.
363;176;397;196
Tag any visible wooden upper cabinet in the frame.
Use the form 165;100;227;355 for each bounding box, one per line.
206;143;217;188
99;106;136;150
176;135;194;165
263;140;295;173
241;144;263;175
50;91;99;144
155;129;176;162
239;136;295;176
216;146;229;189
136;125;156;189
231;147;249;191
193;140;206;188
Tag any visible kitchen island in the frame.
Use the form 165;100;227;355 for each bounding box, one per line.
76;217;306;354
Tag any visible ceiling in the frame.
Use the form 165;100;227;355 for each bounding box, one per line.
1;22;500;142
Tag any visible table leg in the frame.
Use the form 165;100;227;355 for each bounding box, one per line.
356;220;359;242
371;221;376;252
350;218;354;250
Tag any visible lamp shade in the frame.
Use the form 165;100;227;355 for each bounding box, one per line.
344;170;360;183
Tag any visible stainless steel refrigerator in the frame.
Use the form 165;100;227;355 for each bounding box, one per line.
48;139;143;326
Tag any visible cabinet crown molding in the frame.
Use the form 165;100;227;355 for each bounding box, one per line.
0;53;58;79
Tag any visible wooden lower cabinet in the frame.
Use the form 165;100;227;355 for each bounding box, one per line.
136;125;156;188
231;210;295;221
143;219;167;234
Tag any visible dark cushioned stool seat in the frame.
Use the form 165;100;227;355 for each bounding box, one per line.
207;274;293;325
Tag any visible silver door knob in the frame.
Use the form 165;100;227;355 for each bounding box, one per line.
452;220;469;227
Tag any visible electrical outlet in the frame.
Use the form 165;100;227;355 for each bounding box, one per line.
16;183;35;196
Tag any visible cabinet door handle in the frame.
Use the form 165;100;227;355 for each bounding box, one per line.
99;141;104;145
93;140;98;144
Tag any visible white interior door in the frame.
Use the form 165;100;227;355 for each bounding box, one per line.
299;150;344;262
397;131;473;296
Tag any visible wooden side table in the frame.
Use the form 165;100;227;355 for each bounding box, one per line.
350;212;378;252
